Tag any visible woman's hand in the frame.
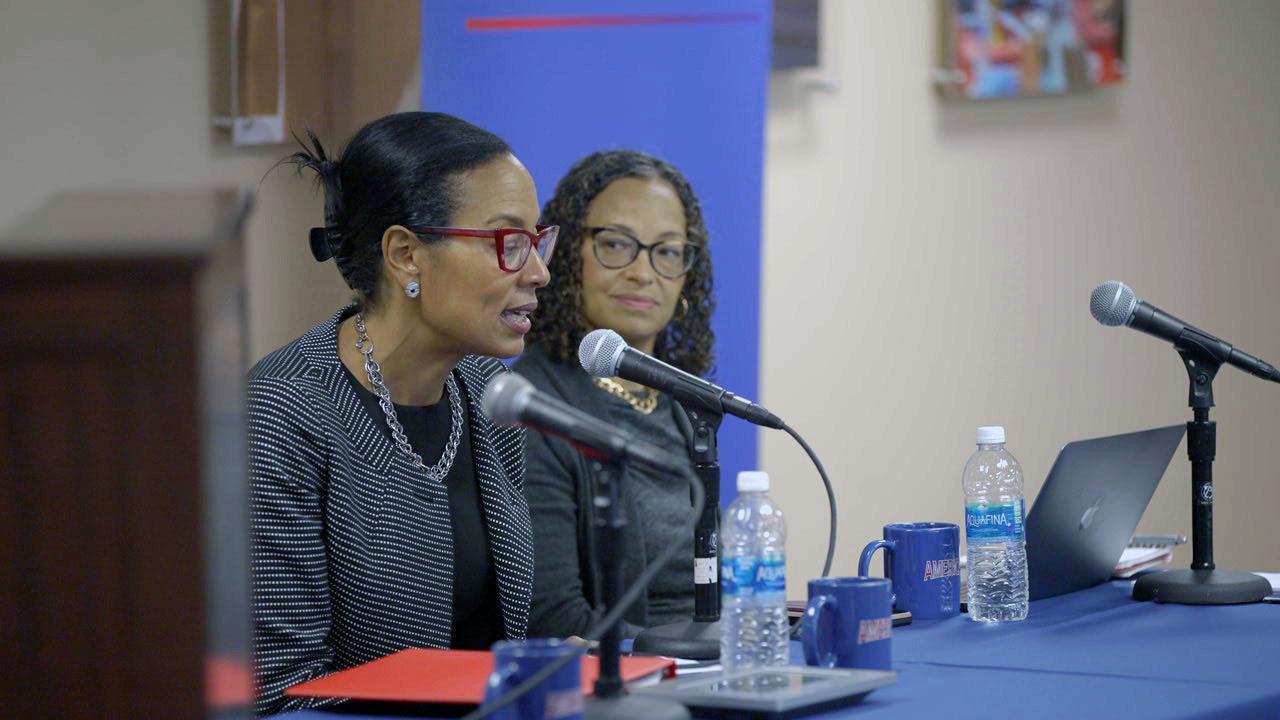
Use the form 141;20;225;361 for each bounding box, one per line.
566;635;599;651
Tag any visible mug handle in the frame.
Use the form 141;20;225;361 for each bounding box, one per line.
858;539;898;606
802;595;838;668
483;662;519;720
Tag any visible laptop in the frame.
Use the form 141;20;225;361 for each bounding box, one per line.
1025;425;1185;601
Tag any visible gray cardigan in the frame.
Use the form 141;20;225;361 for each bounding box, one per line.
248;307;533;715
514;346;694;639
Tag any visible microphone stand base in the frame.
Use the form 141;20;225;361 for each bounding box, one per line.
632;618;723;660
1132;568;1270;605
585;693;691;720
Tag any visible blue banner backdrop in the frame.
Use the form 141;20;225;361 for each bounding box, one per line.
422;0;771;506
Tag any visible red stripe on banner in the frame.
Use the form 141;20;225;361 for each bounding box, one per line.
466;13;761;32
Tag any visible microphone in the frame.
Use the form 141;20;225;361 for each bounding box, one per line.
578;329;785;429
1090;281;1280;383
482;372;684;471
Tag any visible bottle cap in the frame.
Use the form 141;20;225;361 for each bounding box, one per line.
737;470;770;492
976;426;1006;445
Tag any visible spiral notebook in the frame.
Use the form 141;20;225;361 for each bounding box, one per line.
1112;533;1185;578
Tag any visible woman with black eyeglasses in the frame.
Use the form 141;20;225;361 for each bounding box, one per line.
515;150;715;639
248;112;556;715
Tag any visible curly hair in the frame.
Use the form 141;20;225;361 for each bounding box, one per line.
527;150;715;377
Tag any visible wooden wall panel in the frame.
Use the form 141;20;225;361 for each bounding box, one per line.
0;191;251;719
210;0;423;144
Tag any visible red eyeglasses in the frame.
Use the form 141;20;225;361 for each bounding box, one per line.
411;225;559;272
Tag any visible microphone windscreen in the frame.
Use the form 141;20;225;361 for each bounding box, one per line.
1090;281;1138;327
482;372;534;426
579;329;627;378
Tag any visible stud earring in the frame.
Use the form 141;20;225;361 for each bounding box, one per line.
405;280;421;298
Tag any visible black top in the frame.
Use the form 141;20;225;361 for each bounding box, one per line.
598;392;695;625
514;346;696;638
341;363;504;650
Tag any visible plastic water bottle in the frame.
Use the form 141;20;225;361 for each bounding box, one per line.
721;471;789;669
962;426;1029;622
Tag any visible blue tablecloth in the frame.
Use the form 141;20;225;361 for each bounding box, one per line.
276;581;1280;720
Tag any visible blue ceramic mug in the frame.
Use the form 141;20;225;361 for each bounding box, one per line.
484;638;584;720
858;522;961;620
802;576;893;670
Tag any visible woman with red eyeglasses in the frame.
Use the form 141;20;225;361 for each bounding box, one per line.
248;112;556;715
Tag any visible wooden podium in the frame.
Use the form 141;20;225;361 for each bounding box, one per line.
0;190;255;719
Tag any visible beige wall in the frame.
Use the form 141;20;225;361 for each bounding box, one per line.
0;0;418;360
762;0;1280;588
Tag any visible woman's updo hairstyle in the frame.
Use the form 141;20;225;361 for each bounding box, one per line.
286;111;512;307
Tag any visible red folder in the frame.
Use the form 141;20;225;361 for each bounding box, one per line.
285;648;675;705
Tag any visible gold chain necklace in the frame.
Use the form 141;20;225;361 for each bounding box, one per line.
592;376;658;415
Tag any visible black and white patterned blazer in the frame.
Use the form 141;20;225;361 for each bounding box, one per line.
247;307;533;716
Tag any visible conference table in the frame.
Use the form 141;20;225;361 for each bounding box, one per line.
277;580;1280;720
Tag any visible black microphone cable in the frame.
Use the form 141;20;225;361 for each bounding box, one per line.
781;423;836;639
781;423;836;580
462;464;706;720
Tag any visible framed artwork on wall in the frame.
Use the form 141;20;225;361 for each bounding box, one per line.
936;0;1124;100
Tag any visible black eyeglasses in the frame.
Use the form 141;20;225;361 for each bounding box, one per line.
587;227;699;279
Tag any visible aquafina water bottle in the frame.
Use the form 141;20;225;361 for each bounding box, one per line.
721;471;789;669
962;426;1029;622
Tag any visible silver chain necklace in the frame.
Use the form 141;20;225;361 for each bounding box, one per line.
354;312;463;483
